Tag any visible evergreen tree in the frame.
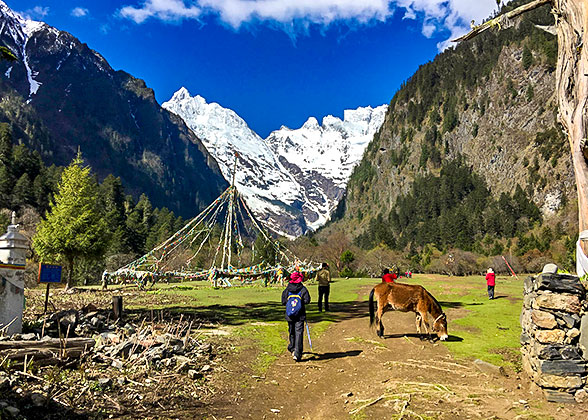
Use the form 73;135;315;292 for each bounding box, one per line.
0;124;13;207
0;123;12;168
100;175;130;253
32;173;51;212
522;44;533;70
253;233;277;266
0;164;11;208
12;173;33;207
32;153;109;288
12;144;42;180
126;207;147;255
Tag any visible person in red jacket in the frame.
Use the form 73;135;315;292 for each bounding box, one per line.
485;268;496;299
382;268;397;283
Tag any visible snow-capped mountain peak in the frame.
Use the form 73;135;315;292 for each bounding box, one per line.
170;86;192;101
0;1;51;97
163;88;387;237
301;117;321;131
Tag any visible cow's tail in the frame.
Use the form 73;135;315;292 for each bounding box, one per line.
369;288;376;327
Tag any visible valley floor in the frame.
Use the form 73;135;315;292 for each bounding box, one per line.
12;276;588;420
203;281;587;420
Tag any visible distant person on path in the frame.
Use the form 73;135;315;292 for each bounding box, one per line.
486;268;496;299
382;268;397;283
316;262;332;312
282;267;311;362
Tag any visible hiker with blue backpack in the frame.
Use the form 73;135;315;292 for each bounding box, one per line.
281;267;311;362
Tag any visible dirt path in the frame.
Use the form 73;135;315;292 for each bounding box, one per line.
205;287;587;419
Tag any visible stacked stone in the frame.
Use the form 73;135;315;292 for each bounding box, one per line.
520;269;588;403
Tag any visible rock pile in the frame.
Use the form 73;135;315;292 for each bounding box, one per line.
520;268;588;403
1;305;215;376
0;306;220;419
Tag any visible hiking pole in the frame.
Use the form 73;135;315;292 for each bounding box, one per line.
305;321;313;351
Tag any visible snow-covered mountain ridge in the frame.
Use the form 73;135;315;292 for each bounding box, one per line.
163;87;387;237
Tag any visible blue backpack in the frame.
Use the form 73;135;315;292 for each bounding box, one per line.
286;293;303;317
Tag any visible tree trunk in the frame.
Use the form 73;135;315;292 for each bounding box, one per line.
66;256;74;290
554;0;588;252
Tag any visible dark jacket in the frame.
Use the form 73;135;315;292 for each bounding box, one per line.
282;282;311;321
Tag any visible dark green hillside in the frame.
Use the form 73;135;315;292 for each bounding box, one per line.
339;0;575;272
0;123;188;284
0;12;227;218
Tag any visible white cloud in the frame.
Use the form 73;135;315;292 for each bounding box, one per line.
118;0;392;26
21;6;50;20
117;0;506;49
398;0;505;50
71;7;89;18
119;0;202;24
198;0;393;28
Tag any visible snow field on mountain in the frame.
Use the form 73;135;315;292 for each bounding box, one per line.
163;87;387;237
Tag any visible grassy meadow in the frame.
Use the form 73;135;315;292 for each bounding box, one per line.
114;274;524;371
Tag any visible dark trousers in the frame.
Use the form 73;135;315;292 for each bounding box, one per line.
318;285;330;312
288;319;304;360
487;285;495;299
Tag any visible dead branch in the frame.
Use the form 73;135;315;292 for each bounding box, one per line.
349;395;385;415
452;0;552;43
0;338;95;350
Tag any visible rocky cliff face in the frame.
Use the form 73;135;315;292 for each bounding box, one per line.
343;1;575;236
0;1;227;217
163;88;386;237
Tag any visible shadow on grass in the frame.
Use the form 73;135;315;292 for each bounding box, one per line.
438;301;465;309
383;332;424;339
444;335;464;342
382;333;452;344
125;299;372;326
305;350;363;361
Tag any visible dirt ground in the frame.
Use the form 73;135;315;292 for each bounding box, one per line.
204;286;588;420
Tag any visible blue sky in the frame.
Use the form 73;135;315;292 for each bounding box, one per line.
12;1;502;137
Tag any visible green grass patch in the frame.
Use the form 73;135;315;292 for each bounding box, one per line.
131;278;372;373
234;322;284;373
399;274;524;367
124;275;524;370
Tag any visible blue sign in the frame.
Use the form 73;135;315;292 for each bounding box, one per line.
38;264;62;283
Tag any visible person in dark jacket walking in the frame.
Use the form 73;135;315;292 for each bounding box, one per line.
316;262;331;312
281;268;311;362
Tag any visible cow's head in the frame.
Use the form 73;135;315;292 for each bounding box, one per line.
433;313;448;341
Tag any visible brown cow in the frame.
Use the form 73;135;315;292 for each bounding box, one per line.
369;282;448;341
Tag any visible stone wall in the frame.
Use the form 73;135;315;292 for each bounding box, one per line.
520;271;588;403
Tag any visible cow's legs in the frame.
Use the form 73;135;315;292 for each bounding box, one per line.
376;297;385;337
415;313;422;335
419;311;430;335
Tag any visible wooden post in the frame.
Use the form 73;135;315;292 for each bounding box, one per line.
553;0;588;255
43;283;50;314
112;296;123;320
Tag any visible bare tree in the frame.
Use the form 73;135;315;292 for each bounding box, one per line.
317;230;351;273
454;0;588;255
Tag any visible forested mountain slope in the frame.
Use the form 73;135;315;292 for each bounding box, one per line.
334;0;576;271
0;1;227;218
